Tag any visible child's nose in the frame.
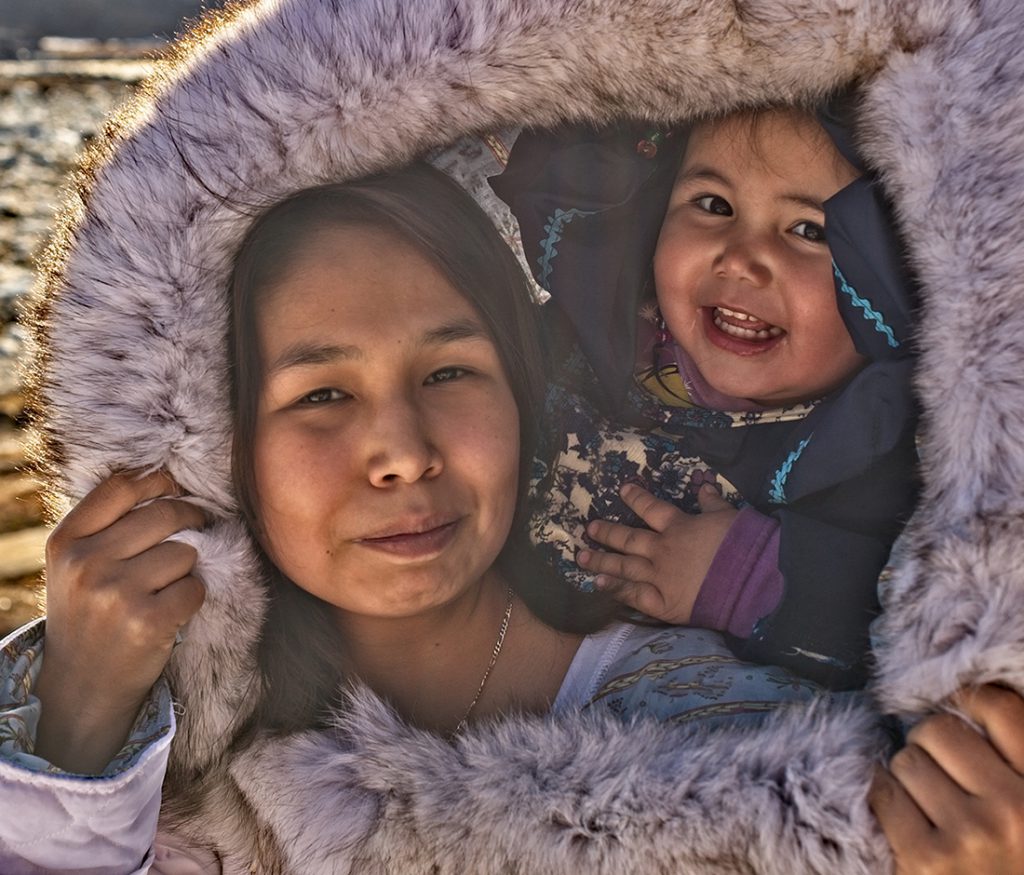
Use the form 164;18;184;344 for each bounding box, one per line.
713;234;773;287
364;401;443;487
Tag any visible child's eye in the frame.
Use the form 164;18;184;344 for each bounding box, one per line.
694;195;732;216
425;367;469;385
791;221;827;243
298;387;347;405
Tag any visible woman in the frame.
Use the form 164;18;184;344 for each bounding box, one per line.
3;0;1024;871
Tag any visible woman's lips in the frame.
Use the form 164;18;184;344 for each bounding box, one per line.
702;306;785;356
354;519;461;559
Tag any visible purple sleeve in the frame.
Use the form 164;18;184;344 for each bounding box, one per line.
690;507;783;638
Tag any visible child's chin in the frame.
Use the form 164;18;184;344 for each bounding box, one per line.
704;368;785;406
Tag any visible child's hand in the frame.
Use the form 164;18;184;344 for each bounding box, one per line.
869;685;1024;874
577;482;737;624
34;470;208;773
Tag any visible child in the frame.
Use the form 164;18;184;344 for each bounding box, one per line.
497;103;919;689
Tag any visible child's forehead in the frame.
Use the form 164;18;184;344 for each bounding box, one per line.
678;109;856;190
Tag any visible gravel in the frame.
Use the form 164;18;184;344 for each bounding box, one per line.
0;68;140;405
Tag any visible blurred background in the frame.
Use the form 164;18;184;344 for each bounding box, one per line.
0;0;227;636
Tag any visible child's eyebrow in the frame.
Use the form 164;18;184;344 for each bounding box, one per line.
675;165;730;188
677;165;826;213
779;192;826;213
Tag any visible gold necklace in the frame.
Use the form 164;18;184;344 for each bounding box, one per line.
448;585;514;741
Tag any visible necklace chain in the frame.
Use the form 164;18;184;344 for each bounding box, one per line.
448;585;514;741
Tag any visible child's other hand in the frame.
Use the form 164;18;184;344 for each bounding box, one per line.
577;482;737;624
34;470;208;773
869;685;1024;874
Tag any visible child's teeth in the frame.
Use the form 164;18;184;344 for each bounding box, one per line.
718;306;751;321
713;313;784;340
714;314;755;338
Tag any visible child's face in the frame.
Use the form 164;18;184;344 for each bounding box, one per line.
654;110;864;406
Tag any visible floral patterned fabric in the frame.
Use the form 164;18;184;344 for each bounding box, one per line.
529;381;744;592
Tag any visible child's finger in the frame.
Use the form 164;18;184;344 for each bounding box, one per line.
598;577;668;617
619;483;684;532
577;547;654;584
586;518;659;558
696;484;732;514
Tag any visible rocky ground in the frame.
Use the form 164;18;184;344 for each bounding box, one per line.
0;60;147;636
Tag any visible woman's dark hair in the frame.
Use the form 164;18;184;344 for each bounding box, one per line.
228;163;617;733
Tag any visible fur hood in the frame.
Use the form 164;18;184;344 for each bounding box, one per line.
26;0;1024;871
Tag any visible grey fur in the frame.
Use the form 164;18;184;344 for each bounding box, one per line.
25;0;1024;870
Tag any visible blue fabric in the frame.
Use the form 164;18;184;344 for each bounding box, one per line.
578;624;843;728
825;178;915;361
768;436;813;505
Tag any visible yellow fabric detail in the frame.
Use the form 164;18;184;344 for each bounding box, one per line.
637;364;695;408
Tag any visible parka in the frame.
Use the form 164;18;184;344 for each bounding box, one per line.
4;0;1024;871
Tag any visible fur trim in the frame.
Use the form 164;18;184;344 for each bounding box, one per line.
229;688;891;874
26;0;1024;869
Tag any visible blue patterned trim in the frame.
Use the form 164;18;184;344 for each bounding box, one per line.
537;208;595;287
833;261;900;349
769;436;812;504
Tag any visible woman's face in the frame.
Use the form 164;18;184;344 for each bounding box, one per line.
252;223;521;620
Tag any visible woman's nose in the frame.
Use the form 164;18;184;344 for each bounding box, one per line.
364;401;443;487
713;232;773;287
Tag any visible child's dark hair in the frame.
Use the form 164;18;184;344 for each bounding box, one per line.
227;162;617;733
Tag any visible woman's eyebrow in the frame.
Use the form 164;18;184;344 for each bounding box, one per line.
419;318;490;347
267;319;487;375
268;341;362;375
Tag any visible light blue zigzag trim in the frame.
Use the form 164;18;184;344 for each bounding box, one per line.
769;436;812;505
537;208;596;288
833;261;900;349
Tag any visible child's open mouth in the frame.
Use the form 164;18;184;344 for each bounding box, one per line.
704;306;786;354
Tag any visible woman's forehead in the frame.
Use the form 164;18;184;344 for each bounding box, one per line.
256;225;485;350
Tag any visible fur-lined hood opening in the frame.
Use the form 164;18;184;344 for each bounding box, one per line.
25;0;1024;871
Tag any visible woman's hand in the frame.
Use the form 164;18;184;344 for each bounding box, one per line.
33;470;207;774
870;685;1024;874
576;482;737;624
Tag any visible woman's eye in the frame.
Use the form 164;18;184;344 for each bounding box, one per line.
792;221;827;243
425;367;468;385
299;387;346;405
694;195;732;216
